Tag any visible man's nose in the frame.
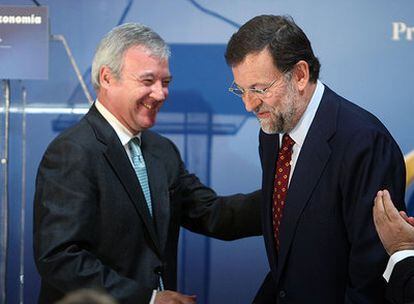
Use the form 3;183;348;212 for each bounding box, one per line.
150;83;167;101
242;92;262;112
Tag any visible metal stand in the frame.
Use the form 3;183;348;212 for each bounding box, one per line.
51;34;93;104
0;79;10;304
19;84;27;304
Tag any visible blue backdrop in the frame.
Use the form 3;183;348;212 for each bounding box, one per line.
0;1;413;303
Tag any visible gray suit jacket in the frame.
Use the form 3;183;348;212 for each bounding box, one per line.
34;104;261;304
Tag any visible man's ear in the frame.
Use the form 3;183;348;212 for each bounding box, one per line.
99;66;114;89
293;60;310;92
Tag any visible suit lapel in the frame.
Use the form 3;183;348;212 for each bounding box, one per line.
275;88;338;285
141;132;170;253
86;105;162;256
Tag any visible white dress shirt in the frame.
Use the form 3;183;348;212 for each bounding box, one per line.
95;100;140;164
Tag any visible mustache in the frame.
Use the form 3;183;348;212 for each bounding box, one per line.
254;104;273;115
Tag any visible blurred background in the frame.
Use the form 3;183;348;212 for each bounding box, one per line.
0;0;413;303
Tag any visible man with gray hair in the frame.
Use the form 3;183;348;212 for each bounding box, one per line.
34;23;261;304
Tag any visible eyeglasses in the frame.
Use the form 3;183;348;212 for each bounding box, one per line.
228;78;278;98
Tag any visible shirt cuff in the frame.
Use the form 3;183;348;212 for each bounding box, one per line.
383;250;414;282
149;290;157;304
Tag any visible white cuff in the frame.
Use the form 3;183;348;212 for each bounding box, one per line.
383;250;414;282
149;289;157;304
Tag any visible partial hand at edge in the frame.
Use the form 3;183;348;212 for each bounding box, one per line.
155;290;197;304
373;189;414;255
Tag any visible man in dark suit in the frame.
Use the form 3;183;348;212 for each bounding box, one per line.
224;15;406;303
374;189;414;304
33;23;261;304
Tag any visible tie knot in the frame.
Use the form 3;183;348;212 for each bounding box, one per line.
130;137;141;147
129;137;143;158
282;134;295;151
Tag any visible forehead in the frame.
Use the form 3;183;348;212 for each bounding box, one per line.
231;48;280;86
122;45;170;76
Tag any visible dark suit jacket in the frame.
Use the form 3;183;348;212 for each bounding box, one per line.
254;86;406;304
387;256;414;304
33;105;261;304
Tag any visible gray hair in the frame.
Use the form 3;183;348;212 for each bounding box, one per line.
91;23;170;92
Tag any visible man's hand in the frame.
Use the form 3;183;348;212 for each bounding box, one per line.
399;210;414;227
155;290;197;304
373;189;414;255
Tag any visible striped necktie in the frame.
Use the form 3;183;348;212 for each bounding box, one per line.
129;137;153;217
129;137;164;290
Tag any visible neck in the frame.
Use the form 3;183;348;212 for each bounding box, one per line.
300;81;317;111
304;81;317;103
288;81;318;132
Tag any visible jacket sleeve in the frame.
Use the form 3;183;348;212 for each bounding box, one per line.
340;129;406;304
166;140;262;241
387;256;414;304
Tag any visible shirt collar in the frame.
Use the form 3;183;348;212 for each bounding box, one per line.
285;80;324;147
95;100;141;146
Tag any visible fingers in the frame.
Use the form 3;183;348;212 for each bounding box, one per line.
400;211;414;227
400;210;409;221
180;295;196;304
155;290;197;304
382;190;403;221
372;189;414;255
373;190;385;223
374;189;408;225
382;190;398;220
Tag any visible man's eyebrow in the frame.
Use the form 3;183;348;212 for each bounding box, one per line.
250;81;269;88
137;72;172;81
138;72;155;79
234;81;262;89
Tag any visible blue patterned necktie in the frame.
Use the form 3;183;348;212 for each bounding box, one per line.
129;137;153;217
129;137;164;291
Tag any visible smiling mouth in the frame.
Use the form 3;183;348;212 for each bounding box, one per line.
141;102;154;110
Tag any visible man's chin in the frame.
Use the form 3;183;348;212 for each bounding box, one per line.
136;114;158;130
259;115;294;134
260;124;278;135
141;123;156;130
258;118;279;134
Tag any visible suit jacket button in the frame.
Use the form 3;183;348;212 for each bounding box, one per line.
154;265;163;275
279;290;286;298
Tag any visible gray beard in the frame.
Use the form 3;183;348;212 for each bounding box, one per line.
256;76;300;134
258;103;296;134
